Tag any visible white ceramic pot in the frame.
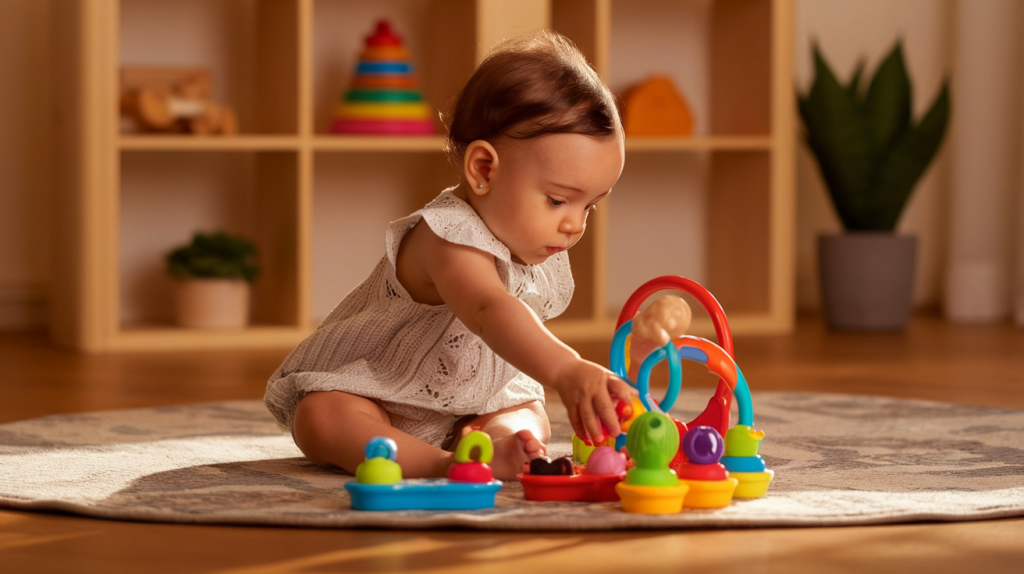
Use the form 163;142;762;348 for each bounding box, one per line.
174;279;250;329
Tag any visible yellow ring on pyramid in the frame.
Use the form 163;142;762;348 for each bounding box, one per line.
361;46;413;61
335;102;432;120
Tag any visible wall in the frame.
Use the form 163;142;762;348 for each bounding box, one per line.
794;0;953;310
0;0;52;329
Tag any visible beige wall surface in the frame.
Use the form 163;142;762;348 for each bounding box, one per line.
794;0;953;310
0;0;53;329
0;0;969;330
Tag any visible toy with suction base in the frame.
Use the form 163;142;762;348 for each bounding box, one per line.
721;424;774;498
615;411;689;513
675;426;738;508
345;432;501;511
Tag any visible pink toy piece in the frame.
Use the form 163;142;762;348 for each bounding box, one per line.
447;461;493;483
584;447;627;475
330;118;435;135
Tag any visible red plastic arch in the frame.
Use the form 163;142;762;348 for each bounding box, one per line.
615;276;734;435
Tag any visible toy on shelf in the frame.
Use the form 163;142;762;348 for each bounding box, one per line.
609;276;775;507
329;20;435;135
345;432;502;511
614;411;690;514
518;448;626;502
621;76;694;137
119;67;238;135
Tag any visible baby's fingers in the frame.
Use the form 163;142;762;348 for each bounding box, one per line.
608;375;637;404
594;391;621;438
566;404;589;444
579;401;607;445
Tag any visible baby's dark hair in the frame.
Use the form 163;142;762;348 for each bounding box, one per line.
443;30;622;167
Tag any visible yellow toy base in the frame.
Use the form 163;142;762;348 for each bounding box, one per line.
680;477;739;508
729;470;774;499
615;482;690;514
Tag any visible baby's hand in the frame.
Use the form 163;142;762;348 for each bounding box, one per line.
553;359;636;444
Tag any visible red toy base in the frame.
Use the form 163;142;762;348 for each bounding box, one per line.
518;473;625;502
330;118;435;135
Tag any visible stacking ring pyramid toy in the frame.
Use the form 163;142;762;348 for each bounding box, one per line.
330;20;435;135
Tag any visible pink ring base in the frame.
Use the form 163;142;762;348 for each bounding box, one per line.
330;118;435;135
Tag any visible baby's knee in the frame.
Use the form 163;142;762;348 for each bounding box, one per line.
291;395;335;466
292;391;388;468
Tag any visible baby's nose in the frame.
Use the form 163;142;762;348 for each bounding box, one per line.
560;212;587;234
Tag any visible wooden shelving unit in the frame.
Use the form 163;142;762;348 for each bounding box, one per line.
53;0;794;352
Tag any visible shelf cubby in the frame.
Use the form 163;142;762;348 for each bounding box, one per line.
119;0;301;137
118;150;303;345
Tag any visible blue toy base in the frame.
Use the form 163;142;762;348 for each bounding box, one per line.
345;479;503;511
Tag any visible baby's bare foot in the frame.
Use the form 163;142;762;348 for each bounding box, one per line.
489;429;546;481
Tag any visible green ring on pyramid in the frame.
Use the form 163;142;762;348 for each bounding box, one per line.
345;90;422;103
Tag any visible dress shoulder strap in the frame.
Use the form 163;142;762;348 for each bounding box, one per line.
385;189;511;267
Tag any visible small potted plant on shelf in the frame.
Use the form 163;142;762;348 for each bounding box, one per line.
166;231;260;329
798;41;950;330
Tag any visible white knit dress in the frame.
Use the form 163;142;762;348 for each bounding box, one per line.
264;190;575;447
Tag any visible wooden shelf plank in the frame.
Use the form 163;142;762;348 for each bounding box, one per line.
624;135;772;151
111;325;310;352
119;135;302;151
312;135;447;152
547;312;788;342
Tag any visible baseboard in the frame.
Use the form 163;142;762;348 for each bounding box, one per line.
0;282;48;330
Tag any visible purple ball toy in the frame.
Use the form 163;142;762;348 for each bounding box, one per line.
681;426;724;465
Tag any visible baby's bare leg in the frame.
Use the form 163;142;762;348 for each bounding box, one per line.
456;401;550;480
292;390;453;478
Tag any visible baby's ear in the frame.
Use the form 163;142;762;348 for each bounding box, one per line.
464;140;499;195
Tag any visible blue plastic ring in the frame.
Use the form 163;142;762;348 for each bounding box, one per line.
365;436;398;461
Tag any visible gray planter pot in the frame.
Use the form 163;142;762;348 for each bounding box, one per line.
818;233;917;331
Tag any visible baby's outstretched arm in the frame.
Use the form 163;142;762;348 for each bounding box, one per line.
419;225;635;444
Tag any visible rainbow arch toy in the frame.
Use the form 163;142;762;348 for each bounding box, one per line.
608;276;773;501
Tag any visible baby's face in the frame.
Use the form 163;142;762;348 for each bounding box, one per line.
478;132;624;265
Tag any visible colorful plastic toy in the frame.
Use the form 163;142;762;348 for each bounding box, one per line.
345;432;502;511
518;448;626;502
722;425;774;498
675;426;738;508
610;276;774;502
614;411;690;513
329;20;435;135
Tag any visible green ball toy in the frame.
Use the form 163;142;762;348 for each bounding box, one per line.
625;411;680;487
356;457;403;485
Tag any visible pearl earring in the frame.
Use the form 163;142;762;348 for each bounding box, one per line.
478;184;484;189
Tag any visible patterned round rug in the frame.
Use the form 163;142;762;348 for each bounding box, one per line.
1;391;1023;530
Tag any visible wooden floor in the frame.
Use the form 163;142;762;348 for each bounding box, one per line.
2;313;1024;573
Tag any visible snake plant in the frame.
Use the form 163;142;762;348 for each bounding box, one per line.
798;42;950;231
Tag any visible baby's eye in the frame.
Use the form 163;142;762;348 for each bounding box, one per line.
548;197;565;207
